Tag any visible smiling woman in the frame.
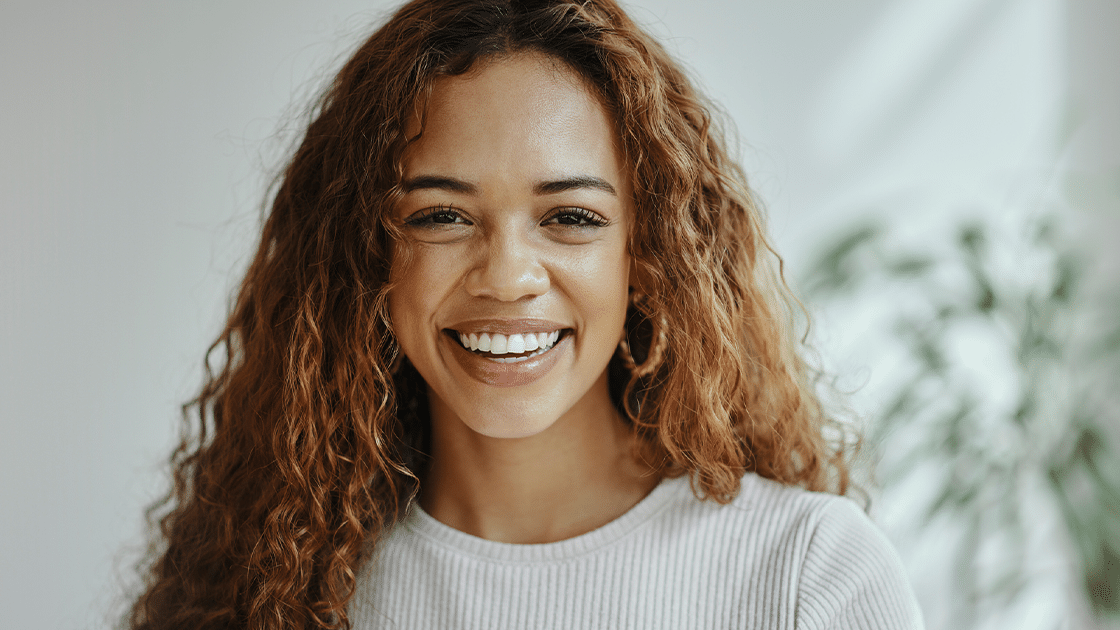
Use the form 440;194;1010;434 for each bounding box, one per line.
388;53;653;547
129;1;922;629
390;54;632;433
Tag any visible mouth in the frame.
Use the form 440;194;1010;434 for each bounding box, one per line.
443;329;571;363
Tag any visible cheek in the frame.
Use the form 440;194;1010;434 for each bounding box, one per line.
388;247;454;350
563;241;630;339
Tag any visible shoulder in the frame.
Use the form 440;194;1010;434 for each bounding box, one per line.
666;472;852;556
668;474;923;629
776;487;925;630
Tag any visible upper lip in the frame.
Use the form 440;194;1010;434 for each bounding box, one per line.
445;318;569;335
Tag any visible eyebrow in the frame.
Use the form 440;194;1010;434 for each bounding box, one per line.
402;175;477;194
402;174;617;197
533;175;617;196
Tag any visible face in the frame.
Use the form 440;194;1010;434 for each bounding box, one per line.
387;53;632;439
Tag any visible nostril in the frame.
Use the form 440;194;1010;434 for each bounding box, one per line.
464;251;550;301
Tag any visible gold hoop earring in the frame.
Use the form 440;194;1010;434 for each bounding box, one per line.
618;292;667;379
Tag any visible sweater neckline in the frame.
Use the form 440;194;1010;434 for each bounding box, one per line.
401;474;691;563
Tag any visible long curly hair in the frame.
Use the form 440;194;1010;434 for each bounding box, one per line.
130;0;855;628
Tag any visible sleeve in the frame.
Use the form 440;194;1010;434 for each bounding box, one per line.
794;497;925;630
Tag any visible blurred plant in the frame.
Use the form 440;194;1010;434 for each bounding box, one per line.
803;215;1120;628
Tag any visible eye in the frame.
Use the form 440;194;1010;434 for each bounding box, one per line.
542;207;610;228
404;206;471;227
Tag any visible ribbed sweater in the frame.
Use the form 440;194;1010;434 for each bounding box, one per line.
349;473;924;629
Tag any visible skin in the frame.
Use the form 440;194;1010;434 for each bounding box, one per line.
387;52;658;544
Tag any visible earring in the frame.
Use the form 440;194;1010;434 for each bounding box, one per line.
618;292;667;379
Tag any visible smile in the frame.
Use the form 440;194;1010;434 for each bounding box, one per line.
453;330;562;362
441;327;572;387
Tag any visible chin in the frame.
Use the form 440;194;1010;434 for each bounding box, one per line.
451;395;568;440
467;419;555;440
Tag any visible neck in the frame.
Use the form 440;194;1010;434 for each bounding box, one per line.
419;372;659;544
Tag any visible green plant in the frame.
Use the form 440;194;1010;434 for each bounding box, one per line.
803;215;1120;628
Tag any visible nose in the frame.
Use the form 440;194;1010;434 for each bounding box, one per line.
464;229;549;301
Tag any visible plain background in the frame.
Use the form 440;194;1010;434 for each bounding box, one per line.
1;1;1115;628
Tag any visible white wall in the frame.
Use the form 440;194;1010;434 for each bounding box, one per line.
1;1;1107;628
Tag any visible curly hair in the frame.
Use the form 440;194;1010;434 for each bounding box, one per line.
130;0;854;628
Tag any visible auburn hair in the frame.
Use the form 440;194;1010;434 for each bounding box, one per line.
130;0;854;628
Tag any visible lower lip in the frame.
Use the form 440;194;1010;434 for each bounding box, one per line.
445;331;569;388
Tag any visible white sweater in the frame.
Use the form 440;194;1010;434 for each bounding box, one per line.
349;473;924;629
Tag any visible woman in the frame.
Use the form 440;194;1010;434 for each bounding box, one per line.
131;0;922;628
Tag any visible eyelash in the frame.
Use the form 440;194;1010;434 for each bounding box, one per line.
404;205;464;227
545;207;610;227
404;206;610;228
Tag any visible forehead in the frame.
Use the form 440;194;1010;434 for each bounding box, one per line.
403;53;626;189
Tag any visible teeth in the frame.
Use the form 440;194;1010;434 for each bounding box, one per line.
490;334;508;354
454;329;563;356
